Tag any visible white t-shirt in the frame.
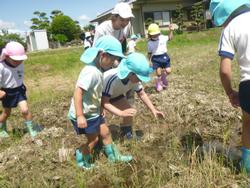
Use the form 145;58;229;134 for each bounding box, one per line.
84;39;92;49
147;35;169;56
0;60;24;88
102;68;143;99
127;40;136;53
218;12;250;82
68;65;103;121
93;20;131;46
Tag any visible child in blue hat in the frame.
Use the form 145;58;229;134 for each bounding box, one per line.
209;0;250;173
68;35;132;169
102;52;165;140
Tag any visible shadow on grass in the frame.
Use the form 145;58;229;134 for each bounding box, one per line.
181;131;242;174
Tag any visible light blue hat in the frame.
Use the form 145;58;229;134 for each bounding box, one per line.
209;0;250;26
117;52;153;82
130;34;138;39
80;35;125;64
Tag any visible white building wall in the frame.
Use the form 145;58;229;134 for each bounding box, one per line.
34;30;49;50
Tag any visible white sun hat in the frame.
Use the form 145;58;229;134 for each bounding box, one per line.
112;2;135;18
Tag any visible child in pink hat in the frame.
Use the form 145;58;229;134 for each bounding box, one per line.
0;41;41;138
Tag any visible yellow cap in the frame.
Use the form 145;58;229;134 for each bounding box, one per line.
148;23;160;35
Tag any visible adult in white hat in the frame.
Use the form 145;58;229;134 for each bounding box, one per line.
93;2;134;53
209;0;250;173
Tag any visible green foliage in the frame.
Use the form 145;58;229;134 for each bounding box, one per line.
50;10;63;19
53;34;68;45
50;15;81;42
173;4;185;34
191;1;205;31
0;30;26;49
30;11;50;30
83;24;95;32
145;18;153;29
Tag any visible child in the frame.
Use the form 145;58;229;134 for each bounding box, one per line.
68;35;132;169
209;0;250;172
126;34;138;54
0;41;41;138
147;23;174;92
102;52;165;140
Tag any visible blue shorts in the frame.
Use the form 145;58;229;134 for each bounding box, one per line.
239;80;250;113
1;84;27;108
70;115;105;135
152;53;171;70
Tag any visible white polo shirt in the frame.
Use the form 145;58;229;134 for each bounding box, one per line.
0;60;24;88
93;20;131;46
148;35;169;56
218;11;250;82
102;68;143;99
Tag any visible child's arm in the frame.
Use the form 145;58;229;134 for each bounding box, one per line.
168;24;174;41
101;96;136;117
0;90;6;99
73;87;87;128
137;89;165;118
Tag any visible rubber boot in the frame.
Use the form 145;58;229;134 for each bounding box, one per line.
240;147;250;173
120;126;142;141
104;144;132;163
25;120;38;137
155;77;163;92
161;73;168;89
0;122;9;138
75;149;95;170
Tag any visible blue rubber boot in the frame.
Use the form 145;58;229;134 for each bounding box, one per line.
240;147;250;173
0;122;9;138
75;149;95;170
104;144;132;163
120;126;141;141
25;121;39;137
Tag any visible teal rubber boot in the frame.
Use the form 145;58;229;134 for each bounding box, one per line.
104;144;133;163
25;121;38;137
240;147;250;173
75;149;95;170
0;122;9;138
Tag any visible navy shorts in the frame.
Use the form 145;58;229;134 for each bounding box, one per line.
152;53;171;70
1;84;27;108
239;80;250;113
71;115;105;135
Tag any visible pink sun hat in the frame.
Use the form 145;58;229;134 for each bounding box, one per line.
0;41;27;61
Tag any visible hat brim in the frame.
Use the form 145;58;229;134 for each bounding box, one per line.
108;50;125;59
148;31;160;36
119;12;135;18
9;55;27;61
80;47;99;64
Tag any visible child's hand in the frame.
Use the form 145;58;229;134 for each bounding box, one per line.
169;24;175;31
152;110;165;119
0;90;6;99
228;90;240;108
77;115;87;128
120;108;137;117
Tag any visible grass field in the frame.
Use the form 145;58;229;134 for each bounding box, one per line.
0;28;249;187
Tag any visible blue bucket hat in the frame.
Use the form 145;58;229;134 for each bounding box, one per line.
117;52;153;82
209;0;250;26
130;34;138;39
80;35;125;64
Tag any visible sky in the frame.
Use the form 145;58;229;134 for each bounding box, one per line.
0;0;119;35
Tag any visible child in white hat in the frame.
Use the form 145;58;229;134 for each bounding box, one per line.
0;41;41;138
209;0;250;173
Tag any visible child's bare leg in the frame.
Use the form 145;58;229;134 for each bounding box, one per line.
155;67;163;91
81;133;99;154
161;67;171;88
18;100;32;121
0;108;11;123
111;97;134;138
100;123;132;162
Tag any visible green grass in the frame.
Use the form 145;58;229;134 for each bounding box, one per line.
1;28;249;187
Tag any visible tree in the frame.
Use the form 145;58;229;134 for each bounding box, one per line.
191;1;205;31
0;30;26;49
30;11;50;30
173;4;185;34
50;15;81;42
50;10;63;19
83;24;95;31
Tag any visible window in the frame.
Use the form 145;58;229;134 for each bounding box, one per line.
144;11;170;26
